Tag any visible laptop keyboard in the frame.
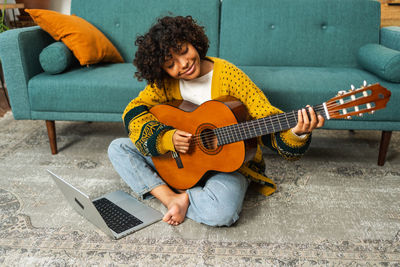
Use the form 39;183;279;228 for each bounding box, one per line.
93;198;143;234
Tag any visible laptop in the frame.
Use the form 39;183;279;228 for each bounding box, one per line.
47;170;163;239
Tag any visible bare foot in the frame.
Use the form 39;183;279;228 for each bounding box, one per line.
162;192;189;226
150;185;190;226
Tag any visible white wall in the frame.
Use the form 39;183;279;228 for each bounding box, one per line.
0;0;70;14
50;0;71;14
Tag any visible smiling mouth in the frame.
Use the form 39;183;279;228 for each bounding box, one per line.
181;61;195;76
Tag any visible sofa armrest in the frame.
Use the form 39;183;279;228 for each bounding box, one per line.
358;43;400;83
380;26;400;51
0;26;53;119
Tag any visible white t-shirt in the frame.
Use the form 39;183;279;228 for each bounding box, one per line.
179;70;213;105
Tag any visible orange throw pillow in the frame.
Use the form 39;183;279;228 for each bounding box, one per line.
26;9;124;65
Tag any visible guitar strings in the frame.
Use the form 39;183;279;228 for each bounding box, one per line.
182;100;364;148
187;104;332;146
186;105;327;147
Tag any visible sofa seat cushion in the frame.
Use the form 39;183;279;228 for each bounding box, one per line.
29;63;144;114
241;66;399;122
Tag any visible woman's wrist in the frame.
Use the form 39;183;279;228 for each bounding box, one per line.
291;128;309;139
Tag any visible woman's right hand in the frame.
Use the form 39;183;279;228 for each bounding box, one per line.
173;130;192;153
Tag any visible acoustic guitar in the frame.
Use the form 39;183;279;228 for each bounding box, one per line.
150;82;391;189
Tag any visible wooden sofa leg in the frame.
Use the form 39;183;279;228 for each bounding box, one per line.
377;130;392;166
45;120;58;155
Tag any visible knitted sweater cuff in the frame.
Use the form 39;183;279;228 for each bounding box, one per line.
281;129;310;148
158;129;177;154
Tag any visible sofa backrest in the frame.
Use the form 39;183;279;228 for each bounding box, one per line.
219;0;381;67
71;0;220;63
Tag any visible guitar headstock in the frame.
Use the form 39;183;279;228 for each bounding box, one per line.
325;82;391;119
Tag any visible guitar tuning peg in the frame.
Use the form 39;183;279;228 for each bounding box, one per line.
363;80;367;87
338;90;346;96
358;113;363;117
346;115;352;119
369;110;375;114
350;85;356;91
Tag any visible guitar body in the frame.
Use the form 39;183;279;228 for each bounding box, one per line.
150;96;257;189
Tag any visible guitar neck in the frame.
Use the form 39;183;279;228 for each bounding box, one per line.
215;103;328;146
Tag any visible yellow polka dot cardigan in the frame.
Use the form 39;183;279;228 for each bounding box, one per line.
123;57;311;196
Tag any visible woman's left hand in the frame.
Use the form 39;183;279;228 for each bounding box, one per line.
292;106;325;136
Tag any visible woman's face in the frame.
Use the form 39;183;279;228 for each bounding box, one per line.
162;42;202;81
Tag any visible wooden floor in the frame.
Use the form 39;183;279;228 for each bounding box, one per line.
0;62;11;117
0;86;11;118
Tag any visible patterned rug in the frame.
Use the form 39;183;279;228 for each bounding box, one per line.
0;112;399;266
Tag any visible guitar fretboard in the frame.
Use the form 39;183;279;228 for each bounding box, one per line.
215;104;327;146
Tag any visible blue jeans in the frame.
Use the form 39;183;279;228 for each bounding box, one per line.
108;138;249;227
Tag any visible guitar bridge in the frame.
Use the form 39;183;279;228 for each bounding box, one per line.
172;151;183;169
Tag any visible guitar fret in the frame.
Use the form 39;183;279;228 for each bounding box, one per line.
227;125;233;144
254;120;261;135
215;128;223;145
264;117;272;134
259;120;264;136
234;125;240;142
220;128;225;145
284;113;290;129
239;123;247;140
229;125;235;143
243;123;250;140
224;128;229;144
249;124;254;139
239;126;244;141
262;118;268;135
233;125;240;143
239;123;248;140
252;120;258;138
292;111;298;126
219;127;228;145
235;125;241;142
269;116;276;133
249;120;258;137
277;113;283;131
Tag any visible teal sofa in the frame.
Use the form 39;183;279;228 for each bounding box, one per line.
0;0;398;165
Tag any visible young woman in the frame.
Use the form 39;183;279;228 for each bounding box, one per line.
108;16;324;227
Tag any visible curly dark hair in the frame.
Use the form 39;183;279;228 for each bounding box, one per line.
133;16;209;89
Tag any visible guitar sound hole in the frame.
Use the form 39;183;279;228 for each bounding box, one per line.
200;129;217;150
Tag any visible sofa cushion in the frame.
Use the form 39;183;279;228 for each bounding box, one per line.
240;66;399;123
39;42;79;74
28;63;144;114
26;9;124;66
220;0;380;67
358;44;400;83
70;0;221;62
